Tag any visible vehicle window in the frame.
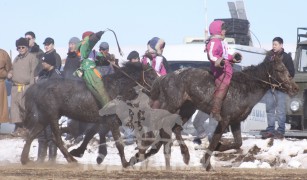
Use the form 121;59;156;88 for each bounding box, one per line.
168;61;211;72
298;48;307;72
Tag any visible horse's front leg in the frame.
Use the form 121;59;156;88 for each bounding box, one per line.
160;129;173;169
173;124;189;165
70;124;99;158
109;120;129;168
21;123;45;165
129;131;155;166
50;120;77;163
215;122;242;151
96;125;109;164
201;120;228;171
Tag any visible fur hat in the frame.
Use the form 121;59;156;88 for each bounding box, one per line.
127;51;139;60
42;53;56;66
16;37;29;47
82;31;94;39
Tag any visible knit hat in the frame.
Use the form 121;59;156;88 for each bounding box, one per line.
99;42;109;50
69;37;80;44
148;37;165;55
25;31;36;39
82;31;94;39
127;51;139;60
42;53;56;66
16;37;29;47
43;37;54;45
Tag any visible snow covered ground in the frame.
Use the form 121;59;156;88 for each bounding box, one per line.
1;132;307;170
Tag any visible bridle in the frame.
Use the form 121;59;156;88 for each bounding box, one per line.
239;65;289;92
108;60;152;93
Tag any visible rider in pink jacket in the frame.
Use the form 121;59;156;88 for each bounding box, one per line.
205;20;242;122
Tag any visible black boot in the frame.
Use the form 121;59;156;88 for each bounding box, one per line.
37;142;47;163
48;142;57;163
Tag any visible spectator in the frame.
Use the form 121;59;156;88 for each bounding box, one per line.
95;42;116;77
261;37;295;139
25;31;44;78
43;37;62;70
36;53;62;163
63;37;87;142
63;37;81;80
0;49;12;124
127;50;140;63
8;38;38;136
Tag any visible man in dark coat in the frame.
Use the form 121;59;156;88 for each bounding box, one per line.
63;37;81;80
25;31;44;79
36;53;62;163
261;37;295;139
43;37;62;71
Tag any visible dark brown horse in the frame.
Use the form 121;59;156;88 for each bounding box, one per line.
130;57;299;170
19;62;158;167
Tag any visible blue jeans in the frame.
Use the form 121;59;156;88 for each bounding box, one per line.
261;89;287;134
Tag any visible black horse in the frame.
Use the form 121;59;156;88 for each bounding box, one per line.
129;57;299;170
20;62;158;167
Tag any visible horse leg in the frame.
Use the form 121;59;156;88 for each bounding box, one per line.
49;120;77;163
70;124;99;158
159;129;173;169
109;119;129;168
172;124;189;165
214;122;242;151
96;125;109;164
129;131;155;166
21;123;45;165
200;121;228;171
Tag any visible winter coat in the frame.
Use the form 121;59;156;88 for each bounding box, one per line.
0;49;12;123
264;48;295;78
63;51;82;80
11;52;38;123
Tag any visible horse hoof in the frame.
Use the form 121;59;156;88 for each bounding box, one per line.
96;155;106;164
183;153;190;165
20;157;30;165
129;156;138;166
200;155;211;171
70;149;84;158
122;162;130;168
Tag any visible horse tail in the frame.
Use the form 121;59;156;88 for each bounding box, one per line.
150;77;162;100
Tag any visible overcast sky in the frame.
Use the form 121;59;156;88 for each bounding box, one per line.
1;0;305;58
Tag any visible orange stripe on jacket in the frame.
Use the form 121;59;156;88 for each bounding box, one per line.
93;68;102;79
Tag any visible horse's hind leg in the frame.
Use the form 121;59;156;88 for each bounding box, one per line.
214;122;242;151
21;123;45;165
159;129;173;169
70;124;99;158
49;119;77;163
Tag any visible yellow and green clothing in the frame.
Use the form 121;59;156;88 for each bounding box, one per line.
78;32;109;107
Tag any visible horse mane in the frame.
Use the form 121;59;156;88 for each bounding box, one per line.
231;59;274;93
106;62;144;79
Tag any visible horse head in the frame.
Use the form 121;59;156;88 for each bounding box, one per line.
266;57;299;96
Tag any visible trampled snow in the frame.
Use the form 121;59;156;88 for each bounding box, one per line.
1;132;307;170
